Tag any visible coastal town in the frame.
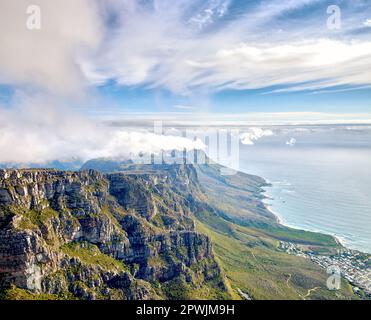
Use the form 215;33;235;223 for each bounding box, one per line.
279;241;371;299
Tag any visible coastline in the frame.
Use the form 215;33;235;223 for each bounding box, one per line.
260;179;370;297
260;180;369;253
263;197;345;246
264;202;284;225
260;184;294;230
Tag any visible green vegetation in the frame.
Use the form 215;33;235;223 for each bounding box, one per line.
147;255;168;268
83;179;108;194
0;285;75;300
196;216;356;300
193;163;357;300
162;274;230;300
61;242;128;272
249;224;339;249
10;206;59;231
9;205;67;248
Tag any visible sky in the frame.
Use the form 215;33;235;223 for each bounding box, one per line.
0;0;371;114
0;0;371;164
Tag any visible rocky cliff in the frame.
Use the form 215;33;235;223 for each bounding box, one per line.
0;167;229;300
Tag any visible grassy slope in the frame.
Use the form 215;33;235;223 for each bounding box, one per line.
195;164;357;300
196;213;355;300
0;286;75;300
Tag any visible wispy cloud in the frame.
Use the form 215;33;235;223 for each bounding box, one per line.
1;0;370;95
189;0;232;30
83;0;371;94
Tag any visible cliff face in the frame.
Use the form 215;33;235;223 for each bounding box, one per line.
0;167;228;300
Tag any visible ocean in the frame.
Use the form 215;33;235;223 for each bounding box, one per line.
237;125;371;254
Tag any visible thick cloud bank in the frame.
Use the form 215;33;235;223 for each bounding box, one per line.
0;95;204;164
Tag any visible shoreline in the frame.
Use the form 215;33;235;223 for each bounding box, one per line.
264;199;346;246
261;184;370;297
261;182;369;255
264;203;284;225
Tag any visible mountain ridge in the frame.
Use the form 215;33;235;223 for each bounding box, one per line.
0;166;229;300
0;160;361;300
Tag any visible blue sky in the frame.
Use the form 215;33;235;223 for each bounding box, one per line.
89;0;371;115
93;82;371;114
0;0;371;116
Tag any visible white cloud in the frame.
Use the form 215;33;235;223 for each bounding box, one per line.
286;138;297;147
83;1;371;95
0;0;102;95
0;93;205;164
188;39;371;92
240;128;274;145
1;0;370;166
189;0;231;30
363;19;371;27
1;0;370;95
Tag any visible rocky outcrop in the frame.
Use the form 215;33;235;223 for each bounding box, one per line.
0;167;228;300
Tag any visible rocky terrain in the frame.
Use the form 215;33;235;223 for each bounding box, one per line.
0;156;363;300
77;156;364;300
0;166;229;300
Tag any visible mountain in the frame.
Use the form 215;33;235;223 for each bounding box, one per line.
0;167;229;300
0;157;358;300
82;156;359;300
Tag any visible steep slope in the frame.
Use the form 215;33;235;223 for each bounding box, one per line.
194;164;357;299
0;168;230;300
81;156;359;300
82;156;343;247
